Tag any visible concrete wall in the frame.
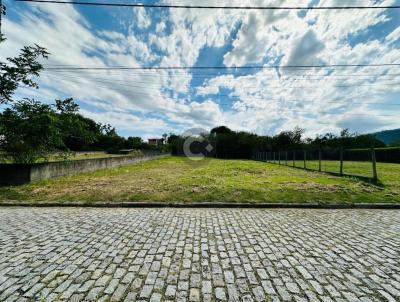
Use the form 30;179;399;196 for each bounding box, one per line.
0;154;168;186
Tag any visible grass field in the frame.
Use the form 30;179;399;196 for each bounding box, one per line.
0;152;127;163
0;156;399;204
267;160;376;178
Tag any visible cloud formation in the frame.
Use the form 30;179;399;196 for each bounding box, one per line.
2;0;400;138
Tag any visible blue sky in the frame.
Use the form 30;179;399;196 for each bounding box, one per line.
2;0;400;139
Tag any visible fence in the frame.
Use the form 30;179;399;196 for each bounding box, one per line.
253;148;379;182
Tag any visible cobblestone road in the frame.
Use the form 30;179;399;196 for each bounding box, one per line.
0;208;399;302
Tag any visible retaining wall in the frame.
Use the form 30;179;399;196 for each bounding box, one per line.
0;154;168;186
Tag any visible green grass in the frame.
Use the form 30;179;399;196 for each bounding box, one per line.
0;152;127;163
270;160;375;177
50;152;127;161
0;156;399;204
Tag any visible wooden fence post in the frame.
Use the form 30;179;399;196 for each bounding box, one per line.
340;147;344;176
303;150;307;169
278;152;281;165
371;148;378;182
285;151;288;166
293;150;296;167
318;149;322;172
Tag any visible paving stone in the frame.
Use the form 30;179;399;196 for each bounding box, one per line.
215;287;227;301
165;285;176;298
0;208;398;302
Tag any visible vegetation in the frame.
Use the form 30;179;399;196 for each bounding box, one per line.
0;34;49;105
0;37;163;163
0;156;399;204
169;126;386;160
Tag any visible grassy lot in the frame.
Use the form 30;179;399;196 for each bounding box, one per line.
51;152;127;161
0;152;127;163
0;156;399;204
269;160;376;178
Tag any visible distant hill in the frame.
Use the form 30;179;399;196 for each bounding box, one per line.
373;129;400;145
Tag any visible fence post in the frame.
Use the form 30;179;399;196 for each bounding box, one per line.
303;150;307;169
318;148;322;172
293;150;295;167
371;148;378;182
285;151;288;166
278;152;281;165
340;147;344;176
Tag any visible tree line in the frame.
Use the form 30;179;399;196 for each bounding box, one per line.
168;126;386;160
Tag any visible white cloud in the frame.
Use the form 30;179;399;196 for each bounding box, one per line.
2;0;400;138
135;8;151;29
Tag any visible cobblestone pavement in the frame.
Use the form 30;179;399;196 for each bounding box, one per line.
0;208;399;302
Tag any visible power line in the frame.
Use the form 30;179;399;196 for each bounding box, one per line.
43;68;400;78
46;72;400;91
42;63;400;71
46;71;400;86
44;73;400;109
15;0;400;10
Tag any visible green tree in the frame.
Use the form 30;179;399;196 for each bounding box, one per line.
55;98;99;151
0;99;65;163
0;36;49;104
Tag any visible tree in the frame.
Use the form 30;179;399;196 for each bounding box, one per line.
0;36;49;104
0;99;65;163
55;99;99;151
210;126;232;135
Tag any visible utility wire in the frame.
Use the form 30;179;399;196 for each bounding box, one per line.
14;0;400;10
42;63;400;71
45;73;400;109
46;72;400;90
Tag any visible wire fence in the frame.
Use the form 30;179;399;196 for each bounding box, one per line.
253;148;378;182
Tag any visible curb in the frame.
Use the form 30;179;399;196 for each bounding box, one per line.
0;202;399;209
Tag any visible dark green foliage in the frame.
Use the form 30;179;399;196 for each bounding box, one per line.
0;99;66;163
54;98;99;151
168;126;387;160
0;37;49;104
313;129;385;149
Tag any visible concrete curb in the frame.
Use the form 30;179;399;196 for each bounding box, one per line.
0;202;399;209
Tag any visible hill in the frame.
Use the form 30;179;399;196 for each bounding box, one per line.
373;128;400;145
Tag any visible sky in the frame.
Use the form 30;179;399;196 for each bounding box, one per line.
1;0;400;139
